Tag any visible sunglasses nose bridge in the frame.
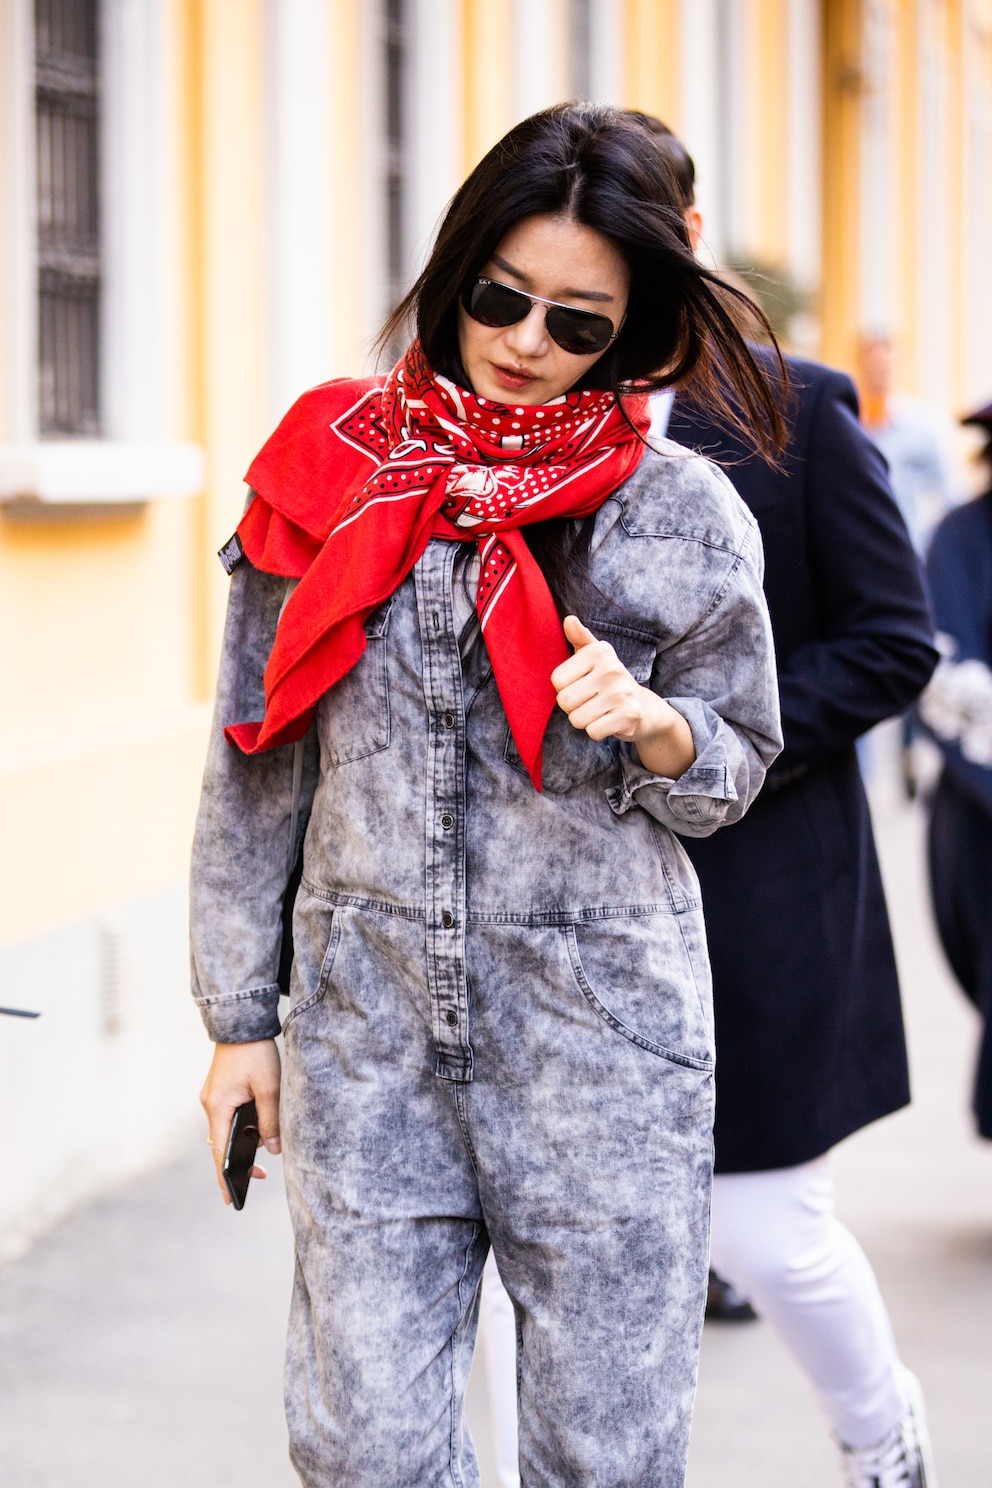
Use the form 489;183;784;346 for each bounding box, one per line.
503;297;552;354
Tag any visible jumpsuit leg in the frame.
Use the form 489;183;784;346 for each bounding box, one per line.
465;918;715;1488
280;908;488;1488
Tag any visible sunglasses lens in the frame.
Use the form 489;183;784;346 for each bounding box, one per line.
464;280;531;328
545;307;616;354
462;278;616;354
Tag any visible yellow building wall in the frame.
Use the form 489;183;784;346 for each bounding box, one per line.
623;0;680;125
191;0;268;676
4;0;992;954
0;12;7;443
749;0;790;267
0;1;383;955
0;0;269;949
0;496;208;947
820;0;863;372
463;0;516;169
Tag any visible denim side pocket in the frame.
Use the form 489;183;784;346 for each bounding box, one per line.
563;915;714;1070
283;896;341;1030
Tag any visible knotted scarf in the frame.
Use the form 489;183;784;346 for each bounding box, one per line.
226;341;649;788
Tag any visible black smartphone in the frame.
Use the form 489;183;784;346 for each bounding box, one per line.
222;1099;259;1210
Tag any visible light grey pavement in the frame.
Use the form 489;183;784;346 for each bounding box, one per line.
1;774;990;1487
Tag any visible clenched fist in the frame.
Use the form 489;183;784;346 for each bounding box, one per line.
551;615;696;779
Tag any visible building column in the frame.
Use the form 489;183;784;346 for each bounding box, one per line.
263;0;334;425
820;0;863;370
623;0;680;124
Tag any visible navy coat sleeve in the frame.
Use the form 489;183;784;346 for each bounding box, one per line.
766;368;937;784
921;495;992;815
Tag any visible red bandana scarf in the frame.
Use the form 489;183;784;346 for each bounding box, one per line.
227;340;649;788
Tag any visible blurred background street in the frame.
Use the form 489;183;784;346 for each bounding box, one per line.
1;749;990;1487
3;2;992;1484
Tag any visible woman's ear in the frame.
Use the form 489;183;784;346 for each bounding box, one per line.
685;208;704;255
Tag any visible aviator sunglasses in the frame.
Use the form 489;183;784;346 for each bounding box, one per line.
462;277;620;356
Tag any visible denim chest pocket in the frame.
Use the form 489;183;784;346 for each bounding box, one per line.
317;599;393;768
504;622;657;793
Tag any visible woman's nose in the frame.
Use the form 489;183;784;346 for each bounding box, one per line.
504;303;550;358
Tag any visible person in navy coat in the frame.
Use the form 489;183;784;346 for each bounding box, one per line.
650;119;940;1486
919;401;992;1141
668;359;935;1169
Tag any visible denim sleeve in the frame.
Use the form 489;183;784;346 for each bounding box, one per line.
190;559;319;1043
607;514;782;838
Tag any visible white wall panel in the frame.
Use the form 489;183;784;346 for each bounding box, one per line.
787;0;822;293
101;0;171;440
588;0;623;103
1;0;38;442
679;0;722;260
408;0;463;277
514;0;567;119
264;0;334;419
716;0;749;259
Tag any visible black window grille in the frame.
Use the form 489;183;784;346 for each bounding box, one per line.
383;0;406;315
35;0;101;437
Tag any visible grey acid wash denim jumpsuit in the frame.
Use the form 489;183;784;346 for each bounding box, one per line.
190;442;782;1488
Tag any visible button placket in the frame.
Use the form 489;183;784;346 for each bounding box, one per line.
415;545;472;1080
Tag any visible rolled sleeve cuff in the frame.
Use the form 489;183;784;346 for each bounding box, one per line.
607;698;739;833
194;983;282;1043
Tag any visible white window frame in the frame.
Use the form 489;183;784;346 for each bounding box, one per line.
0;0;203;508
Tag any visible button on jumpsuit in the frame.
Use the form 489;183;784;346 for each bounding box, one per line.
191;444;782;1488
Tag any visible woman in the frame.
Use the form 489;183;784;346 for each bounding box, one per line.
921;399;992;1142
192;103;783;1488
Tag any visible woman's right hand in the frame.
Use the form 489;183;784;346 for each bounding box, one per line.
200;1039;282;1204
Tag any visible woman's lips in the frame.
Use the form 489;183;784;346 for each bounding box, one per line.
490;363;537;391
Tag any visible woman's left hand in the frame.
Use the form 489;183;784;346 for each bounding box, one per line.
551;616;697;779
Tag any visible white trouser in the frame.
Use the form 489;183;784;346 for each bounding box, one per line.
479;1250;521;1488
709;1157;909;1449
478;1157;909;1468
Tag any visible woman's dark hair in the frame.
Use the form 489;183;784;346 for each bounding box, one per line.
379;103;788;614
380;101;787;460
623;110;697;211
